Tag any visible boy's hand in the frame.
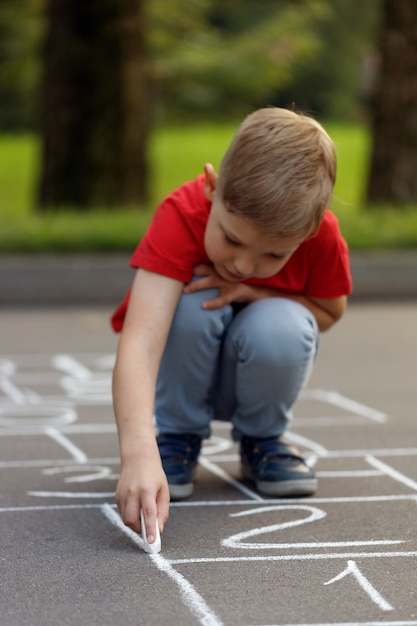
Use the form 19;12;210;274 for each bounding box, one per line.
183;264;251;309
116;455;170;542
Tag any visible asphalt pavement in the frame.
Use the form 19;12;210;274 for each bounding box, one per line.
1;301;417;625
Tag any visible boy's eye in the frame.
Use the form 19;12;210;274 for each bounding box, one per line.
225;234;240;246
269;253;285;260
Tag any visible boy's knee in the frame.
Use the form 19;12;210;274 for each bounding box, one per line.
171;288;232;339
229;298;318;365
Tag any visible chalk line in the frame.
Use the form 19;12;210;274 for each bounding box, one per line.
286;431;328;456
246;620;417;626
101;503;223;626
52;354;92;380
301;389;387;423
27;491;115;498
198;456;263;501
2;494;417;513
169;551;417;565
366;456;417;492
169;494;417;506
44;426;88;463
0;456;119;468
0;375;26;403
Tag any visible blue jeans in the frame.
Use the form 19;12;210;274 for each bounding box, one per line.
155;286;318;441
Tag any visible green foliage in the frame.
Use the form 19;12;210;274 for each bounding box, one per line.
337;205;417;249
149;0;326;119
0;0;382;129
277;0;382;119
0;208;154;252
2;122;417;252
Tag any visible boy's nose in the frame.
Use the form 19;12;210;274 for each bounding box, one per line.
234;255;255;277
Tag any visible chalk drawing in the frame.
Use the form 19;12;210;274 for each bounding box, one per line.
324;560;394;611
53;354;111;403
0;402;77;427
366;456;417;492
27;490;115;498
2;351;417;625
44;426;87;462
222;505;326;549
301;389;387;423
101;503;224;626
221;505;404;551
42;464;117;483
199;456;263;501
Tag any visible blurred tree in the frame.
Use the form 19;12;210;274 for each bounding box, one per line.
367;0;417;205
1;1;382;130
147;0;381;122
0;0;386;210
148;0;325;121
0;0;43;129
275;0;381;120
38;0;149;210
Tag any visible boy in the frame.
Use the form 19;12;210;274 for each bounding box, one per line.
111;107;352;545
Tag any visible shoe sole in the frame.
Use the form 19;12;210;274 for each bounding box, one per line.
256;478;317;497
242;465;317;497
168;482;194;500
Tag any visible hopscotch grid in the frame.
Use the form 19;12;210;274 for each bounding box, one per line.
3;426;417;459
168;551;417;564
2;493;417;513
99;504;415;626
3;491;417;625
2;352;417;626
2;502;417;562
2;450;417;467
44;426;88;463
101;503;224;626
366;456;417;492
0;395;111;403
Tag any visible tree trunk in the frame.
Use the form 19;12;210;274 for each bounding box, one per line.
38;0;149;210
366;0;417;205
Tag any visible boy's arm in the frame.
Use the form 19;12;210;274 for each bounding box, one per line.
239;289;347;331
221;284;346;331
112;269;183;539
307;295;347;331
183;266;347;331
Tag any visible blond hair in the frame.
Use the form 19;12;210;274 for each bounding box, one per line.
217;107;336;238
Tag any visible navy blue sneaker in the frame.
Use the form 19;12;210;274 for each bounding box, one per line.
157;433;202;499
240;435;317;496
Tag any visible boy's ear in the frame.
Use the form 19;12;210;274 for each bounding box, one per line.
203;163;217;201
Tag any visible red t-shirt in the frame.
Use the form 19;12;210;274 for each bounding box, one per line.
111;175;352;332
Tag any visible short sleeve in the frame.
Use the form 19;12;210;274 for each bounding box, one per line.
130;177;210;283
305;212;352;298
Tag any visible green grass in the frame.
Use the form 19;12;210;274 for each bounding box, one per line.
327;122;371;210
0;134;40;218
1;122;417;252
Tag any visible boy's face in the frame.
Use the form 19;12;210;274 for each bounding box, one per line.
204;195;302;282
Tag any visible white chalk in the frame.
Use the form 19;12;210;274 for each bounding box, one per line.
140;510;161;554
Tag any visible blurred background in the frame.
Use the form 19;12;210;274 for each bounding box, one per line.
1;0;417;253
